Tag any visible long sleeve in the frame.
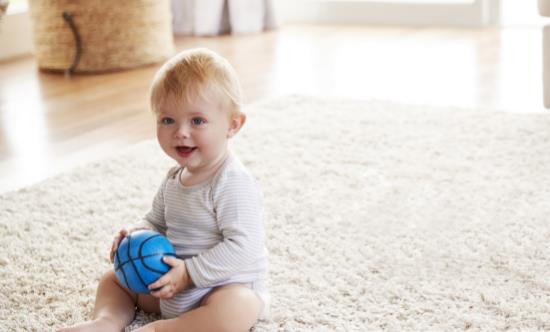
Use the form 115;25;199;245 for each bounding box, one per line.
184;168;265;288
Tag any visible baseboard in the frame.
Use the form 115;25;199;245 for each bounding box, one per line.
274;0;497;27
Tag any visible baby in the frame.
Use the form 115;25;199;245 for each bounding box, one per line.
60;48;269;332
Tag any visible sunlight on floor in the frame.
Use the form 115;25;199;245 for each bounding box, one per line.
0;77;53;186
269;25;545;112
501;0;548;27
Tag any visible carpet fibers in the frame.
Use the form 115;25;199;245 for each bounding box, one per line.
1;96;550;331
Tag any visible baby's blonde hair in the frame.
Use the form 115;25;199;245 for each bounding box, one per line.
150;48;242;117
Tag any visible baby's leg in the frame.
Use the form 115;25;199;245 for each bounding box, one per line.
141;283;262;332
58;270;160;332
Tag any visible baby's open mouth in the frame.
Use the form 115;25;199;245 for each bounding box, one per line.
176;146;197;157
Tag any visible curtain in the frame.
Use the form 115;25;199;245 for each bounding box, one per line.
171;0;276;36
541;0;550;16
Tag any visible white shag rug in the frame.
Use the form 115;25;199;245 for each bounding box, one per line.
1;95;550;332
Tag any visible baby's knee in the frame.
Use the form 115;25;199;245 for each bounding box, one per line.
99;269;117;284
204;284;262;332
228;285;261;307
99;269;140;303
204;284;258;306
99;270;130;293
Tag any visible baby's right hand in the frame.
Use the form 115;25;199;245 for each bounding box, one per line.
110;229;129;263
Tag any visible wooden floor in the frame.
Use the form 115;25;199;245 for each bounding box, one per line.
0;24;548;193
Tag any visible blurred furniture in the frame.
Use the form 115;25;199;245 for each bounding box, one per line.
171;0;276;36
540;0;550;16
29;0;174;74
0;0;8;17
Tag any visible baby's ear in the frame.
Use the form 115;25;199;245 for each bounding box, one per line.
227;113;246;138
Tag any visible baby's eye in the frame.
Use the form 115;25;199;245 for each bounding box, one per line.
191;117;207;126
160;117;175;125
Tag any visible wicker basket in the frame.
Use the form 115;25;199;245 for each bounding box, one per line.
29;0;174;73
0;1;8;19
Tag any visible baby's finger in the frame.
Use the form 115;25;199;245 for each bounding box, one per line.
110;247;120;263
110;230;128;263
112;236;122;248
109;239;119;263
150;284;173;299
148;276;169;291
150;287;163;298
162;255;181;267
117;230;128;244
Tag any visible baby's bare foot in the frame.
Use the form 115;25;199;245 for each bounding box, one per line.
57;317;122;332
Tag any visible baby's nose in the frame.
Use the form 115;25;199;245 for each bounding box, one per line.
174;124;190;138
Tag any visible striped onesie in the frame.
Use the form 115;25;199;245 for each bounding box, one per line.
135;153;270;319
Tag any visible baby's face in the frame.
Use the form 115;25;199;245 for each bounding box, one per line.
156;95;234;173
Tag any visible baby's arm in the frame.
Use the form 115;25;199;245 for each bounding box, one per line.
185;171;265;288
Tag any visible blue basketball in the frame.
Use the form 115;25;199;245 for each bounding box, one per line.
114;230;176;294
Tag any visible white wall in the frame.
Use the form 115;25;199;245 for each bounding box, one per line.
0;7;33;61
273;0;499;27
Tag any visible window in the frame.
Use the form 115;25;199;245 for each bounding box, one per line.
7;0;28;13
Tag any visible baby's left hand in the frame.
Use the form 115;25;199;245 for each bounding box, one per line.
148;256;192;299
